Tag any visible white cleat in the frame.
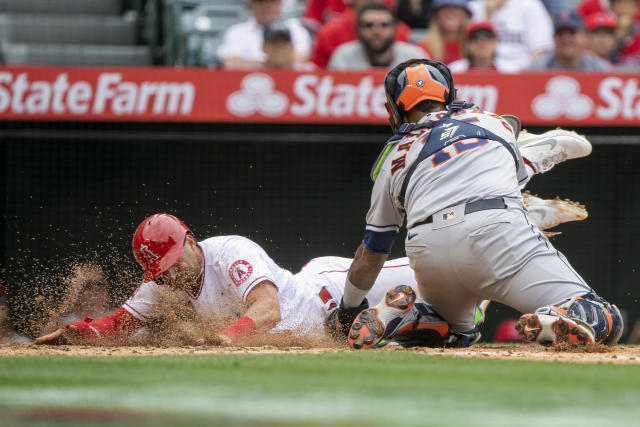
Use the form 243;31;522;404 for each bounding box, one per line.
518;129;592;174
522;192;588;231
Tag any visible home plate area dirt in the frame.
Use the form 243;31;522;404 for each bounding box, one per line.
2;342;639;364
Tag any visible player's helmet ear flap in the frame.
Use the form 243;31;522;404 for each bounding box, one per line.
132;213;191;282
384;59;457;133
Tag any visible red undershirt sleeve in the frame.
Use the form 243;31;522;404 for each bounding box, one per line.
66;307;146;338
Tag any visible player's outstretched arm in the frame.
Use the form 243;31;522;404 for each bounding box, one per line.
33;327;71;345
33;308;146;345
217;280;281;344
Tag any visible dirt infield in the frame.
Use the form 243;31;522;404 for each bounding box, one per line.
2;342;639;364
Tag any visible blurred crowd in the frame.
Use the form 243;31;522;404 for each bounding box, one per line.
216;0;640;72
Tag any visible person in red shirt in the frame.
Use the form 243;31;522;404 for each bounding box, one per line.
416;0;471;64
577;0;640;24
302;0;348;32
610;0;640;69
311;0;412;68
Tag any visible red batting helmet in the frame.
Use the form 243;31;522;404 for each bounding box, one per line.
132;213;190;282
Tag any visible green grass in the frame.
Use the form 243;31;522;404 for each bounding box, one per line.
1;352;639;427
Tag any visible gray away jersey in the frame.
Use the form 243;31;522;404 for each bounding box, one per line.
364;107;528;253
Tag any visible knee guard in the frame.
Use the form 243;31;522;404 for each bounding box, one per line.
541;293;623;345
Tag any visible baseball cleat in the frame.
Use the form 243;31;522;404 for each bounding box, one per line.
518;129;592;174
515;313;595;345
522;191;588;231
348;285;416;350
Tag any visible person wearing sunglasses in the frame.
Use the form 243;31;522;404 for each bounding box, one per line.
329;3;429;69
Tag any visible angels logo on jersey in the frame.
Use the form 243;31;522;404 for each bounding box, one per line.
229;260;253;286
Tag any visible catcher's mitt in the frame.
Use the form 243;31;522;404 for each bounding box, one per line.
324;298;369;341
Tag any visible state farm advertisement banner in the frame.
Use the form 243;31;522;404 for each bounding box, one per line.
0;66;638;126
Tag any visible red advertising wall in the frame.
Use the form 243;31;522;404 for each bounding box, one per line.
0;66;639;126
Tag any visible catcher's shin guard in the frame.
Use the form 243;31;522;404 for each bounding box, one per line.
392;302;451;348
518;293;624;345
563;295;623;345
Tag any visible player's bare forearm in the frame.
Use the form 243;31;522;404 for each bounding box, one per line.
243;281;281;331
217;281;281;344
348;244;389;291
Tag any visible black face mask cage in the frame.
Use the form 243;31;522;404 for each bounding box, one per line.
383;59;457;133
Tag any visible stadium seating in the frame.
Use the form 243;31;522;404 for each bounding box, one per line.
0;0;152;66
159;0;249;66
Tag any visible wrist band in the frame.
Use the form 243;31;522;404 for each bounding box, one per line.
219;316;257;341
343;277;370;308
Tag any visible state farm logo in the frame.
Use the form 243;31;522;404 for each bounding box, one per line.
532;76;594;120
226;73;498;118
226;73;288;116
0;72;194;116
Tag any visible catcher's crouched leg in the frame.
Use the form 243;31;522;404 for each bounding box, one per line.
563;294;623;345
518;292;623;345
392;303;486;348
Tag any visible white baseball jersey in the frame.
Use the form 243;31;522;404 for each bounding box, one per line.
364;106;527;253
469;0;553;72
123;236;417;337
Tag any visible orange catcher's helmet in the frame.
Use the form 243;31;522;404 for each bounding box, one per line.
132;213;190;281
384;59;456;133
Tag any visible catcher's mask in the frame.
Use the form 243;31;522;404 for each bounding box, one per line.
384;59;456;133
132;213;191;282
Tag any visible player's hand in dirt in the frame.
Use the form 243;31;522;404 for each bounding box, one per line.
33;325;78;345
196;333;233;346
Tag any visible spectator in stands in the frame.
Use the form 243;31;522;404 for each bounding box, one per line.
329;3;429;69
263;21;316;69
449;20;510;71
585;12;618;63
417;0;471;64
218;0;311;69
530;10;611;71
397;0;435;28
468;0;554;72
538;0;565;17
576;0;640;24
311;0;413;68
610;0;640;69
302;0;348;32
